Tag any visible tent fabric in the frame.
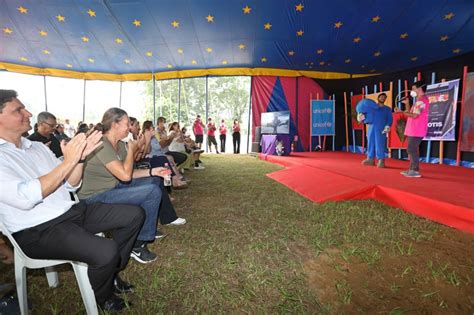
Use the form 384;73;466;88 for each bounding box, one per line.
251;76;325;151
1;0;473;81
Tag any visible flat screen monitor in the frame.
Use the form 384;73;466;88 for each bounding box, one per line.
261;111;290;134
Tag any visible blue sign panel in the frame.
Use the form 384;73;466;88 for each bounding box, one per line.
311;100;335;136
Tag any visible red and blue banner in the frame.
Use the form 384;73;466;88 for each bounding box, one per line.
251;76;325;151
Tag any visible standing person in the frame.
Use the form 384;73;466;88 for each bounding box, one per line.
192;115;205;149
219;119;227;153
0;90;144;312
396;80;430;178
232;119;241;154
207;117;219;153
28;111;63;158
360;93;393;168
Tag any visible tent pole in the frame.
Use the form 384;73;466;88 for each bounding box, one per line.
152;73;156;124
456;66;468;166
178;78;181;124
119;81;122;108
247;76;253;154
82;80;86;122
43;76;48;112
205;76;209;152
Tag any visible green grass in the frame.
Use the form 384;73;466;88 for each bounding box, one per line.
1;154;473;313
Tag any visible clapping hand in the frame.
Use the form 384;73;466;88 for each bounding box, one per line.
61;133;87;165
81;130;103;160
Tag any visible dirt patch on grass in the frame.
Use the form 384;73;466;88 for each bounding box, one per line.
302;230;474;313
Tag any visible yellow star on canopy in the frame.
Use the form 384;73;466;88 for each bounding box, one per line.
242;6;251;14
81;36;90;42
353;37;361;43
261;57;267;62
133;19;141;27
345;58;351;63
400;33;408;39
171;20;179;28
20;57;28;62
17;6;28;14
222;60;228;65
444;12;455;20
124;59;131;64
440;35;449;41
66;64;73;68
115;38;123;44
206;47;213;53
317;49;324;54
238;44;246;49
167;64;173;68
288;50;295;56
39;30;48;37
411;56;418;61
371;15;381;23
191;60;197;64
296;30;304;36
87;9;96;17
2;28;13;34
56;15;65;22
334;21;343;29
88;58;95;63
146;52;153;57
374;51;381;57
452;48;461;54
43;49;51;55
319;61;325;65
295;3;304;12
177;48;183;54
206;15;214;23
264;23;272;30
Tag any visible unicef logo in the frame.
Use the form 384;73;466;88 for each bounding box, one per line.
326;108;332;114
327;122;332;127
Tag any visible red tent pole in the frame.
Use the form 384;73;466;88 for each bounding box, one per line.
344;91;349;152
456;66;468;166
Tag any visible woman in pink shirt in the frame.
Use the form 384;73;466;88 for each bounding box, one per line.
232;119;241;154
219;119;227;153
397;80;430;178
207;117;219;153
192;115;205;149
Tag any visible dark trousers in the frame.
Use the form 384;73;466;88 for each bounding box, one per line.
219;134;226;153
232;132;240;153
154;176;179;225
13;202;145;305
165;151;187;167
407;136;423;171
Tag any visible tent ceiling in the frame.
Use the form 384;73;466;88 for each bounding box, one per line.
0;0;473;80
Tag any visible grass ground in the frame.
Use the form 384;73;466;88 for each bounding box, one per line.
1;154;473;314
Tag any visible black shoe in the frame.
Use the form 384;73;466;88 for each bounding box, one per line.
130;244;157;264
155;229;168;239
114;275;134;294
0;292;20;314
100;294;128;312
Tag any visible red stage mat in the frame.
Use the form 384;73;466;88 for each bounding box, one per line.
260;152;474;234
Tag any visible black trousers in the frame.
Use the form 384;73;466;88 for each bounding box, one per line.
165;151;187;167
156;177;179;225
13;202;145;305
219;134;226;152
407;136;423;171
232;132;240;153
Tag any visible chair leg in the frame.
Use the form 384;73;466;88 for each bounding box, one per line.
15;261;28;315
71;263;98;315
45;266;60;288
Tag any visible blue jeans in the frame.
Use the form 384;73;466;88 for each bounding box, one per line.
85;177;162;242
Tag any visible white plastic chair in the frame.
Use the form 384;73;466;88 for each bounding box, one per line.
0;222;98;315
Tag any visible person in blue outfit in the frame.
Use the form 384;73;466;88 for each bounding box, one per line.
358;93;393;168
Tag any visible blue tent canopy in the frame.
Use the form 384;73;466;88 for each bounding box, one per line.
1;0;473;80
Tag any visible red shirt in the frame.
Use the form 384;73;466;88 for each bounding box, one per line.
207;122;216;136
232;123;240;133
219;123;227;135
193;119;204;135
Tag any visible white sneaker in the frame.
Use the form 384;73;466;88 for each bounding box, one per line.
194;165;205;170
166;217;186;225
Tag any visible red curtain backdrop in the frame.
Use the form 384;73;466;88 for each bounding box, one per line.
350;94;364;130
388;112;408;149
251;76;325;151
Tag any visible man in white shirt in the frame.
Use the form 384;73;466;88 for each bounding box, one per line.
0;90;145;312
63;118;75;138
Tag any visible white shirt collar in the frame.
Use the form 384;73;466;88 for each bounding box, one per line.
0;137;32;149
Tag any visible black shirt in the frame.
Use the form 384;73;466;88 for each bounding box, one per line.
28;131;63;158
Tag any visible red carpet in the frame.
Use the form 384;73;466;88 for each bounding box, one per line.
260;152;474;234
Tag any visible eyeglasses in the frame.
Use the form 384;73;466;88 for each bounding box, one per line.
42;121;56;128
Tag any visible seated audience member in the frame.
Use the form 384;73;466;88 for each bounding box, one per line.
54;123;70;142
76;123;90;135
155;117;188;167
0;90;144;312
28;111;63;158
169;122;204;170
78;108;184;264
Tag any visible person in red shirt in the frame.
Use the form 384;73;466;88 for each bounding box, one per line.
232;119;241;154
192;115;205;149
207;117;219;153
219;119;227;153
